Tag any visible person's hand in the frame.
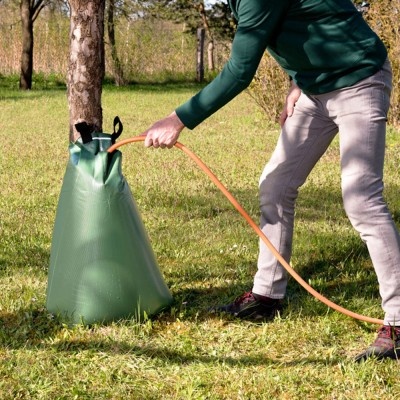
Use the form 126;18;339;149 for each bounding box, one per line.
143;111;185;149
279;81;301;127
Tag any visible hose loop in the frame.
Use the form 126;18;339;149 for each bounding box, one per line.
108;137;383;325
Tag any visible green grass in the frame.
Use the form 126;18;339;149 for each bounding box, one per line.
1;74;400;399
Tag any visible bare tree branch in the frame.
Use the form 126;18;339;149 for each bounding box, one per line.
32;0;47;22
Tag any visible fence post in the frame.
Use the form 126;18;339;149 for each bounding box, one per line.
196;27;205;83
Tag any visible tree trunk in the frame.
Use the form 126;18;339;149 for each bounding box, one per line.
107;0;125;86
68;0;105;142
196;27;205;83
199;1;215;72
20;0;34;90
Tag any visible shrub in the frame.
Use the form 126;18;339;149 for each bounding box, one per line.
365;0;400;127
247;54;289;125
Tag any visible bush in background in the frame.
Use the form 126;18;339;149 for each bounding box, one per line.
247;54;289;125
366;0;400;127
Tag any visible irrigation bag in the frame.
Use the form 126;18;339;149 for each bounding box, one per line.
46;118;173;324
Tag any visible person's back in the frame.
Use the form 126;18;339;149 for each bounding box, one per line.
265;0;387;93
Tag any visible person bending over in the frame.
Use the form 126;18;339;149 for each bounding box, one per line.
142;0;400;361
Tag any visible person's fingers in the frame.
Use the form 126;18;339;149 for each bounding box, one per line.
142;112;185;149
286;99;295;118
279;112;286;127
144;132;153;148
279;105;290;127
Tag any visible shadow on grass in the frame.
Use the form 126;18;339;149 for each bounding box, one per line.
51;338;344;367
0;307;64;347
0;306;345;366
0;90;65;102
0;75;207;102
0;240;50;272
103;80;207;93
0;280;375;368
170;282;380;326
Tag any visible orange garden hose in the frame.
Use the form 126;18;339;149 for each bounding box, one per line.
108;137;384;325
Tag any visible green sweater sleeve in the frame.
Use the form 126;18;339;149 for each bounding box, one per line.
176;0;290;130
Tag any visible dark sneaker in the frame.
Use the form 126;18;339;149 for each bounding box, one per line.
355;325;400;362
211;291;282;321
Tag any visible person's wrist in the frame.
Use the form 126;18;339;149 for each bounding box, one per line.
171;111;185;130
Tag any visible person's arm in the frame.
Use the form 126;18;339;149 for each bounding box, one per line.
143;0;290;148
176;0;290;129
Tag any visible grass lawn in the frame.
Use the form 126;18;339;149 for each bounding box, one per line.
1;75;400;399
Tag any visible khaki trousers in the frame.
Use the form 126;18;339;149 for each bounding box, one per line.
254;59;400;325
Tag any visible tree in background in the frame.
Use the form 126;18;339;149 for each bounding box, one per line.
199;1;214;72
148;0;234;37
147;0;235;78
68;0;105;142
105;0;144;86
106;0;125;85
19;0;48;89
206;0;235;41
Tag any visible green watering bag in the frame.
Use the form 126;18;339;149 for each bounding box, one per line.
46;119;172;324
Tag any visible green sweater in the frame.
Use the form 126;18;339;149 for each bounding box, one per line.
176;0;387;129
